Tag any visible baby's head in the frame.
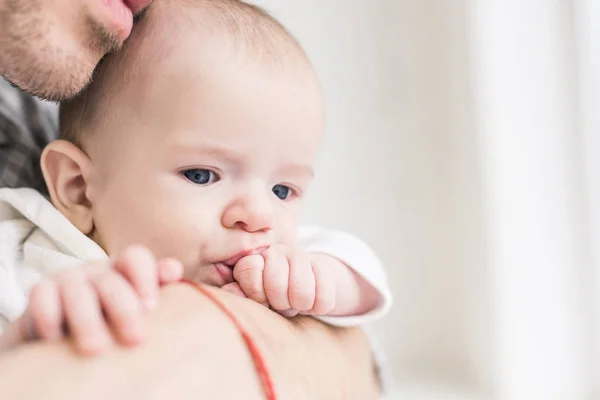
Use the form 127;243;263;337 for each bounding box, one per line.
42;0;325;285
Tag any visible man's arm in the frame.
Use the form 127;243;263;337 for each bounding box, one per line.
212;285;380;399
0;284;379;399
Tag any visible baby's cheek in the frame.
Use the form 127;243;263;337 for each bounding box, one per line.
275;218;299;246
149;212;212;263
144;226;197;262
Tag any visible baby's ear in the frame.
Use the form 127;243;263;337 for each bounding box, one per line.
41;140;95;235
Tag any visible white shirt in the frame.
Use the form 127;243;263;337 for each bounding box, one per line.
0;187;392;332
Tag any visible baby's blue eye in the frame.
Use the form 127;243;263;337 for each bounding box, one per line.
272;184;292;200
183;169;218;185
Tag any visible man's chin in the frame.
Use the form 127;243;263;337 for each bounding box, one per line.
2;71;89;102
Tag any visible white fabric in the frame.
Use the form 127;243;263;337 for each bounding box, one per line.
0;187;392;334
298;226;392;327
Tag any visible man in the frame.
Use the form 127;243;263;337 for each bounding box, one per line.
0;0;153;193
0;0;382;398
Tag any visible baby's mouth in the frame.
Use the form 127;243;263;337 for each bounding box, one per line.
213;262;235;285
220;246;269;268
194;247;268;286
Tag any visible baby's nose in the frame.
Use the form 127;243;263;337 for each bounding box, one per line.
222;192;275;233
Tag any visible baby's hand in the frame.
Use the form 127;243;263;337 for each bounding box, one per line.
5;245;183;355
224;245;337;318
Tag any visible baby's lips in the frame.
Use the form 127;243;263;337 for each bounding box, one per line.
223;246;269;267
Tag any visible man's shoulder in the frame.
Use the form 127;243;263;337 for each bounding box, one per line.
0;78;58;140
0;78;58;191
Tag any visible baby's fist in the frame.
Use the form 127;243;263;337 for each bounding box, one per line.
229;246;337;318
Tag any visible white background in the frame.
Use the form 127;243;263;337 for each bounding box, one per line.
249;1;599;399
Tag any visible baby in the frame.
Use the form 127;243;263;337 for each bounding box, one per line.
0;0;391;353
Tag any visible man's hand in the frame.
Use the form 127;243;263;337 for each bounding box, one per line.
0;245;183;355
222;245;338;317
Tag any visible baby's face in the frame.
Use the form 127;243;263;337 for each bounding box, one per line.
84;52;324;285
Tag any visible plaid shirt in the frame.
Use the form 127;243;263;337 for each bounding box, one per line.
0;78;58;192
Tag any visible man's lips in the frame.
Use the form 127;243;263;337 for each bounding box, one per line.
123;0;152;15
97;0;153;42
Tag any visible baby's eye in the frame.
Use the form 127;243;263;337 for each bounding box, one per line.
272;184;293;200
182;169;219;185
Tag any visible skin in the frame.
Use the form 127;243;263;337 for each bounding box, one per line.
0;0;150;100
0;246;184;354
0;284;379;399
0;0;382;396
14;1;379;352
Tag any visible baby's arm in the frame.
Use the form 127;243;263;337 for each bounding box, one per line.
309;252;382;317
298;226;392;326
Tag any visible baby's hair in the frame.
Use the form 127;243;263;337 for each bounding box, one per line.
59;0;309;146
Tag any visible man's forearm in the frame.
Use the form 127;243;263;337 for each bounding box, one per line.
196;285;380;399
0;284;379;399
283;317;380;399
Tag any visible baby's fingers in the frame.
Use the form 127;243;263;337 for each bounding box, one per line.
287;252;316;312
58;271;111;355
113;245;159;310
26;280;63;340
157;258;184;285
309;261;336;316
263;247;291;311
221;282;248;298
233;255;268;307
89;271;144;347
0;280;64;350
278;309;300;318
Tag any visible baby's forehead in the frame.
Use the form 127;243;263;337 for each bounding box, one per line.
60;0;318;146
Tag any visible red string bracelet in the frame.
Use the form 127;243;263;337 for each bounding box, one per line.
181;280;277;400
